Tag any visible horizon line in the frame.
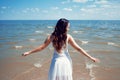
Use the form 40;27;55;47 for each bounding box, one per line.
0;19;120;21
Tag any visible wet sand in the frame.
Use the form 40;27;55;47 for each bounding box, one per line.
0;50;92;80
0;47;120;80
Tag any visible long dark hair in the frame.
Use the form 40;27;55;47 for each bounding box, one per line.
52;18;69;51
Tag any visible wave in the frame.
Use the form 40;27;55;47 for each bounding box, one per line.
29;39;36;42
46;33;50;36
85;61;98;80
10;45;36;49
89;41;119;47
35;30;44;34
47;26;54;29
34;63;42;68
14;45;23;49
72;30;83;34
81;40;88;45
107;42;119;47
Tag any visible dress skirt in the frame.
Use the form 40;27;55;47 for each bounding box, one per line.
48;51;73;80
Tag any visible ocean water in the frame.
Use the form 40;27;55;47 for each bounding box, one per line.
0;20;120;80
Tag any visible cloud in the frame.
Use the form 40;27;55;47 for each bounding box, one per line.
95;0;108;4
0;6;11;14
30;8;36;12
1;6;10;9
51;7;59;10
1;6;7;9
100;4;111;8
22;10;27;13
42;10;48;13
80;8;94;13
80;7;100;13
80;8;86;11
87;5;96;8
63;8;72;11
73;0;88;3
61;0;70;4
73;5;79;8
22;8;40;13
34;8;40;12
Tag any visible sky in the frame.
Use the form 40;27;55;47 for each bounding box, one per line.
0;0;120;20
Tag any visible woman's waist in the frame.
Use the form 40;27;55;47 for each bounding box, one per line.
52;51;66;58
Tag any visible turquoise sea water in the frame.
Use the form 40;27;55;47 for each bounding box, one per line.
0;20;120;80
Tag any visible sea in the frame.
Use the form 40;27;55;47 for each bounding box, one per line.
0;20;120;80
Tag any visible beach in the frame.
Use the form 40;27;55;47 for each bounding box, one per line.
0;20;120;80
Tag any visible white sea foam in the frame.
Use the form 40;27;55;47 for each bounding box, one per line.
47;26;53;29
46;33;50;36
29;39;36;42
81;41;88;45
34;63;42;68
85;61;98;80
73;31;78;33
86;63;97;69
108;42;118;47
14;46;23;49
73;30;83;34
35;31;43;33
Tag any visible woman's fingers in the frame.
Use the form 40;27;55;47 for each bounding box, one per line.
22;52;29;56
92;57;100;63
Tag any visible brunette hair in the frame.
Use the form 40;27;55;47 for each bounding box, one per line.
52;18;69;51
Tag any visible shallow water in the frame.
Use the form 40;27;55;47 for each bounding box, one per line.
0;20;120;80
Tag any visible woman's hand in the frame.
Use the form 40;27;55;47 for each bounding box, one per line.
91;57;100;63
22;51;31;56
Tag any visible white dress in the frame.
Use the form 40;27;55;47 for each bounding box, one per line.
48;41;73;80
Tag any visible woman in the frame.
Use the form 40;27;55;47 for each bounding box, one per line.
22;18;99;80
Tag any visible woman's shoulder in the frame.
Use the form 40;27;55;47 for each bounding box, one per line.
67;34;73;39
43;34;53;42
67;34;71;36
67;34;74;42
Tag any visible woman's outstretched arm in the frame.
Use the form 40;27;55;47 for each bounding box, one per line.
68;34;100;62
22;35;51;56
